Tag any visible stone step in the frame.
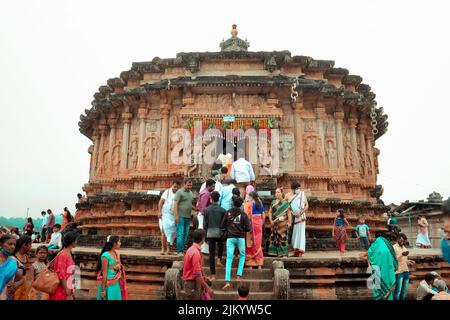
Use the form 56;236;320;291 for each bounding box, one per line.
290;277;368;287
202;267;273;280
209;279;273;292
179;290;274;300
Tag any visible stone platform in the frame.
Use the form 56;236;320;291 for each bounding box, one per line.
32;245;449;300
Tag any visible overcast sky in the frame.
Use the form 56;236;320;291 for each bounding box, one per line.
1;0;449;218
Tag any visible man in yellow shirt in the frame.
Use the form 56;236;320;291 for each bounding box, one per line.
393;233;415;300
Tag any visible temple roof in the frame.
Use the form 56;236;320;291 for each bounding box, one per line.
79;27;389;140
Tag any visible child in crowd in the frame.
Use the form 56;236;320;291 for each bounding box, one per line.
202;279;213;300
355;217;371;250
47;224;62;250
238;284;249;300
29;245;49;300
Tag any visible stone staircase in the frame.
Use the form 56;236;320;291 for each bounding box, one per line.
167;258;289;300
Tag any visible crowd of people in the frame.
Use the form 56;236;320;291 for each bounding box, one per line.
361;232;450;300
1;157;449;301
0;195;88;301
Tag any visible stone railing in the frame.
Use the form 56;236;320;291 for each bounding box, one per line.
164;261;183;300
272;260;289;300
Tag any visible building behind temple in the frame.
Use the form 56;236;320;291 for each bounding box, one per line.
392;192;447;247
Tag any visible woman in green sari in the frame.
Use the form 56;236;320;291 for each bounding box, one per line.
268;188;292;257
366;236;398;300
97;235;128;300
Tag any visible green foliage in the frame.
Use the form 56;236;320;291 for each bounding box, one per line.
268;117;277;128
0;216;63;232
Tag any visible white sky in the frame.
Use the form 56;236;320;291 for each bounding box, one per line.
1;0;449;218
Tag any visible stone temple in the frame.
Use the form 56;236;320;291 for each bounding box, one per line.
77;24;389;250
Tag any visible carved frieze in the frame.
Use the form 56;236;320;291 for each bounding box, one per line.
303;120;325;168
279;134;295;172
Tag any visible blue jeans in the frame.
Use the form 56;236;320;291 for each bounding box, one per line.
225;238;246;282
394;272;410;300
176;217;190;253
359;237;370;250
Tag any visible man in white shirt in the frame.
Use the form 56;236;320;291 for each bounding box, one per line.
158;181;180;255
40;211;48;242
416;273;438;300
230;157;255;195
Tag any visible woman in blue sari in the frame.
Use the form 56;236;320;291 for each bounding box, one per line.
366;236;398;300
0;234;19;300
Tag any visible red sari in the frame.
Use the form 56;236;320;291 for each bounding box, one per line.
49;250;74;300
245;202;264;267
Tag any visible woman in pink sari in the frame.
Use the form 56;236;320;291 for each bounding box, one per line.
245;191;265;269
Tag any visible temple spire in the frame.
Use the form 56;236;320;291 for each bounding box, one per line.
220;23;250;52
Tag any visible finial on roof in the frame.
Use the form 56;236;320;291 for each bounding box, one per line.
220;23;250;52
231;24;238;37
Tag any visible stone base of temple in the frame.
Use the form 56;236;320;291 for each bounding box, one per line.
32;245;449;300
76;234;368;252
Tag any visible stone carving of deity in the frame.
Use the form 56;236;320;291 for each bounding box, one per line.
358;144;366;176
170;131;185;165
279;137;293;161
112;145;121;174
366;154;373;175
144;135;160;167
344;131;353;169
316;137;325;165
102;150;109;174
171;115;181;128
97;152;106;175
128;139;138;169
303;136;316;166
279;134;294;171
305;119;317;132
326;140;336;169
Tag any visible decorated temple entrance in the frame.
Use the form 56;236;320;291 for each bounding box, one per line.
184;115;278;178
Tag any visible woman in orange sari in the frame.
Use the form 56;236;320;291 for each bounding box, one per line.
97;235;128;300
245;191;265;269
12;235;33;300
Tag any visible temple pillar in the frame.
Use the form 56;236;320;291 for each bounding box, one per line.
137;104;148;169
120;112;133;170
107;115;117;172
293;94;304;172
334;111;345;175
358;122;368;178
348;116;360;176
90;130;100;180
160;104;171;164
97;120;108;176
316;100;326;169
